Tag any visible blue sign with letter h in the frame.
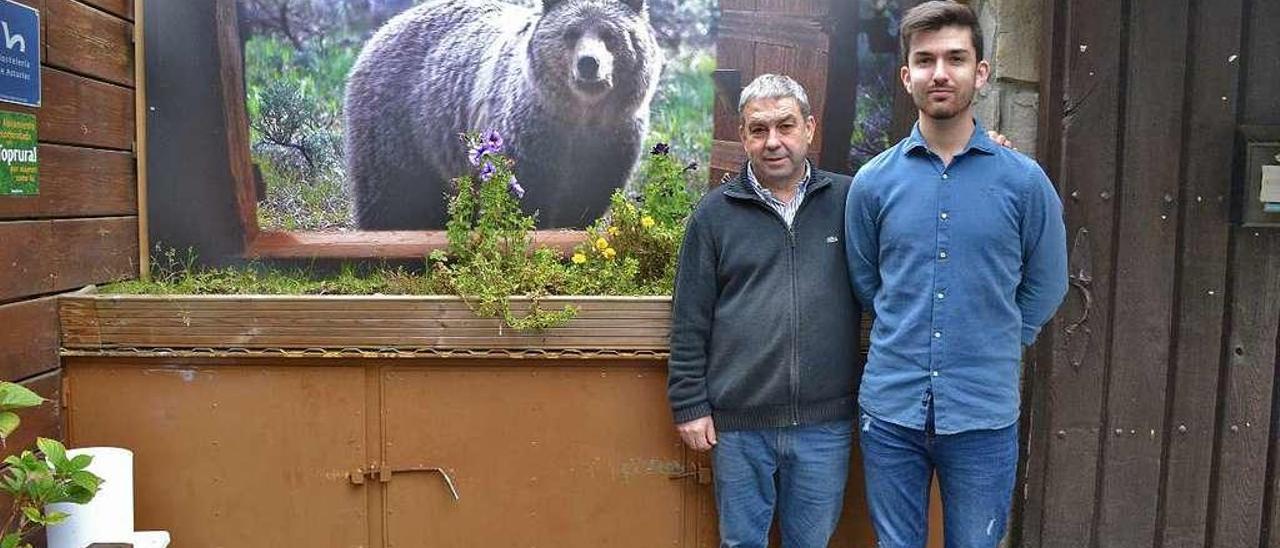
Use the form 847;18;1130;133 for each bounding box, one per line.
0;0;38;108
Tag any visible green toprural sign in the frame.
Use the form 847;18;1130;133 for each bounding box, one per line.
0;110;36;195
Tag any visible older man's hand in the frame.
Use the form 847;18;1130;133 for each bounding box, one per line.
987;130;1017;151
676;416;718;452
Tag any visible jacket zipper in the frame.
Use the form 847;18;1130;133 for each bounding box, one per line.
741;183;821;428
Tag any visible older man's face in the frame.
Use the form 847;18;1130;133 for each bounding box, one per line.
739;97;815;188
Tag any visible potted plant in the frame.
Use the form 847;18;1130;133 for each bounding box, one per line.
0;382;102;548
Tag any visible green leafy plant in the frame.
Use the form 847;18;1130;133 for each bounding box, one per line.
0;382;101;548
429;131;578;330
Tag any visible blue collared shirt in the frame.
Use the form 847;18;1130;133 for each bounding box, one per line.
844;122;1068;434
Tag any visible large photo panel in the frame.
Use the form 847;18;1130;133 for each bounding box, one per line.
240;0;716;232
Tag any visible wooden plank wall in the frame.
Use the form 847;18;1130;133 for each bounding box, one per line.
0;0;137;465
1021;0;1280;546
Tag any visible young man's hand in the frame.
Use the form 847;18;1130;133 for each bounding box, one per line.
676;416;718;451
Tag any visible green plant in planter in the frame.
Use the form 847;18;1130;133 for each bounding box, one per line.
430;131;578;330
566;143;699;295
0;382;101;548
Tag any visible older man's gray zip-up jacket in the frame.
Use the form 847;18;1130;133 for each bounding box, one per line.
667;166;864;432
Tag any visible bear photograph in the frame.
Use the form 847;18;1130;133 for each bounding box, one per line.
237;0;717;231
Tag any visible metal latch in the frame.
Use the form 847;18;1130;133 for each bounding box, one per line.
668;464;712;485
349;464;461;501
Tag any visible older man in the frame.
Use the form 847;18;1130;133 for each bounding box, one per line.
667;74;861;547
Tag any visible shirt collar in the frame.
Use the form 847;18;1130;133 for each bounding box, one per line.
902;120;999;157
746;160;812;201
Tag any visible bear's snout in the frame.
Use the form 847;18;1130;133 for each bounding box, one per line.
577;56;601;81
572;32;614;90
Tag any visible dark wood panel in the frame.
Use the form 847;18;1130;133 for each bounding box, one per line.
45;0;134;87
39;67;134;150
817;0;858;175
714;37;755;143
0;370;63;462
77;0;133;20
0;296;58;381
1094;1;1190;546
1225;0;1280;545
1242;0;1280;126
720;10;830;52
755;0;829;17
1017;2;1067;543
0;144;135;219
1154;0;1243;546
1036;0;1126;545
0;217;137;302
1208;231;1280;548
1252;0;1280;543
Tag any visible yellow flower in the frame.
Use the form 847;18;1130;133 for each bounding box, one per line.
595;237;609;250
603;248;617;260
607;226;621;236
641;216;656;229
572;253;587;264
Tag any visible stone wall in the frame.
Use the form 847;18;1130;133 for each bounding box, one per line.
969;0;1042;159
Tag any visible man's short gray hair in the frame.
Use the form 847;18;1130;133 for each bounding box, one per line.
738;74;811;119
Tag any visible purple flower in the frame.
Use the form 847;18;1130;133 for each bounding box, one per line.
484;129;504;153
508;178;525;200
650;143;670;156
683;161;699;173
468;145;489;167
479;161;496;181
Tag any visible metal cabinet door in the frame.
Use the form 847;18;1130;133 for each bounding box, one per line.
65;360;372;548
380;362;713;547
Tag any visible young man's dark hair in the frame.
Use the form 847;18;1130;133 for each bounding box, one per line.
899;0;985;62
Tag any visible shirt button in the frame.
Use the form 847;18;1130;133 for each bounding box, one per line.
936;292;945;300
933;331;942;339
932;371;940;377
940;212;949;220
939;251;949;260
941;173;950;180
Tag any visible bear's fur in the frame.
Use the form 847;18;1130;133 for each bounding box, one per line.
344;0;662;229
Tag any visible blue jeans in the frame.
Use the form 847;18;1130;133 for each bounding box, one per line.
712;420;854;548
859;407;1018;548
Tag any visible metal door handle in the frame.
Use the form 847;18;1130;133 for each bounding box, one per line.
349;465;461;501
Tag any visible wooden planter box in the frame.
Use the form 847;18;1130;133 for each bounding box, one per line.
59;292;672;359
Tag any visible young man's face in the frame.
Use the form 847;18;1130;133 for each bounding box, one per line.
900;25;990;121
739;97;816;187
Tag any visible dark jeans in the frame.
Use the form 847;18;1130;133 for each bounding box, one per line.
859;404;1018;548
712;420;854;547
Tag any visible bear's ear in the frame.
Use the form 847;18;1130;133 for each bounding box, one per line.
542;0;567;12
621;0;646;12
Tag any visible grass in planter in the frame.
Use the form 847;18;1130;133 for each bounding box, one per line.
106;247;442;296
